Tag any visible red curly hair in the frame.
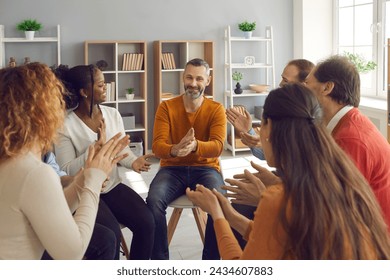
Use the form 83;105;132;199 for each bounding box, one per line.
0;63;65;161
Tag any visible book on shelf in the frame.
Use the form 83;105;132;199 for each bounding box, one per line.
161;53;167;69
122;53;128;71
110;81;116;101
105;82;111;101
161;52;176;70
169;52;176;69
136;53;144;70
122;53;144;71
162;92;174;98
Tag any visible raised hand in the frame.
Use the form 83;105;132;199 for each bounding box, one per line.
94;119;106;152
226;107;252;133
170;128;197;157
186;185;225;220
85;132;130;177
240;131;262;148
131;153;155;173
233;161;281;187
223;169;266;207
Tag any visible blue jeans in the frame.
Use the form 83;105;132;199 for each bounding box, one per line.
146;166;225;260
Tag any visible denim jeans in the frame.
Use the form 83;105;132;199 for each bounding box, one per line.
146;166;225;260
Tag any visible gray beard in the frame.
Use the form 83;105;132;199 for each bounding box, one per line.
185;88;203;99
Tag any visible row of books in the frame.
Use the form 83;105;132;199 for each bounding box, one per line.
122;53;144;71
161;52;176;69
105;81;116;101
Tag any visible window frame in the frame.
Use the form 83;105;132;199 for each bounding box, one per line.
334;0;387;99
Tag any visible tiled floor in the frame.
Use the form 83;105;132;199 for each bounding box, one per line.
119;149;270;260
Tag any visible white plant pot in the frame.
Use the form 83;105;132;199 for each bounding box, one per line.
125;93;135;100
25;31;35;40
244;31;252;39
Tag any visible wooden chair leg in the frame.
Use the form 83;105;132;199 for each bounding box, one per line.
192;207;207;245
120;230;130;259
167;208;183;246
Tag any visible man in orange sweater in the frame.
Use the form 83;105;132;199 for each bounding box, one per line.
147;58;226;259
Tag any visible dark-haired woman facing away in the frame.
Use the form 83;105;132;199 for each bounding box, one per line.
187;83;390;259
53;65;155;260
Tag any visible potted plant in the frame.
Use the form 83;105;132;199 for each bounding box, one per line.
343;51;377;74
232;71;243;94
16;19;42;40
125;88;135;100
238;21;256;39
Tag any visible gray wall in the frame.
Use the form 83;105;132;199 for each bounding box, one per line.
0;0;293;148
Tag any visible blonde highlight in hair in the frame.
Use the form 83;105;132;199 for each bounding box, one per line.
0;63;65;160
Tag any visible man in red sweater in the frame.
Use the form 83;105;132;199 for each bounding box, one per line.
305;55;390;230
147;58;227;259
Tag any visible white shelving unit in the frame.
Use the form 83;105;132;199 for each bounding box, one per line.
0;25;61;68
224;25;275;156
85;40;148;154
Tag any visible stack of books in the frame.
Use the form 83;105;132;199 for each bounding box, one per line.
122;53;144;71
104;81;116;101
161;52;176;69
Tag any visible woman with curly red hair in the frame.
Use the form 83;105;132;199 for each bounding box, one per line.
0;63;128;259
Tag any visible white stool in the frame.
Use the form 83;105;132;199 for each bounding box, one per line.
167;195;207;245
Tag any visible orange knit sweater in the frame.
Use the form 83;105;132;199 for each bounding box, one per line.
152;95;226;171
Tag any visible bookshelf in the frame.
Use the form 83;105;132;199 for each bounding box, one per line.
0;24;61;68
153;40;214;111
224;25;275;156
84;40;148;154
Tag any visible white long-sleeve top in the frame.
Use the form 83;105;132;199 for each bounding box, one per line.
0;152;106;259
54;106;137;193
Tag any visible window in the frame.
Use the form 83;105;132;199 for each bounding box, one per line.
335;0;390;98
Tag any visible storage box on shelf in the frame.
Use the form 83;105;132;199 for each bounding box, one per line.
0;24;60;68
224;25;275;156
153;40;214;112
84;40;148;154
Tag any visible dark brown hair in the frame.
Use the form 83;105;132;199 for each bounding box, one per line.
287;59;315;82
313;55;360;107
263;83;390;259
53;64;98;116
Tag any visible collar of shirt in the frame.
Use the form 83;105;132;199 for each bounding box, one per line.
326;105;354;133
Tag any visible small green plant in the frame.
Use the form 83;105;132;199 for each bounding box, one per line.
126;88;134;94
238;21;256;32
232;71;243;82
16;19;42;31
343;51;377;74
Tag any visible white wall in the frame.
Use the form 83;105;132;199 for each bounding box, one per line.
293;0;333;63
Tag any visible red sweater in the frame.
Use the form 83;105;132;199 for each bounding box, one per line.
332;108;390;230
152;95;226;171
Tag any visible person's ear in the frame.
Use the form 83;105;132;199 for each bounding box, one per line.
206;75;211;86
323;81;335;96
80;88;88;98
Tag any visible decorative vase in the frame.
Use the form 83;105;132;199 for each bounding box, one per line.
25;31;35;40
125;93;135;100
234;82;243;94
243;31;252;39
